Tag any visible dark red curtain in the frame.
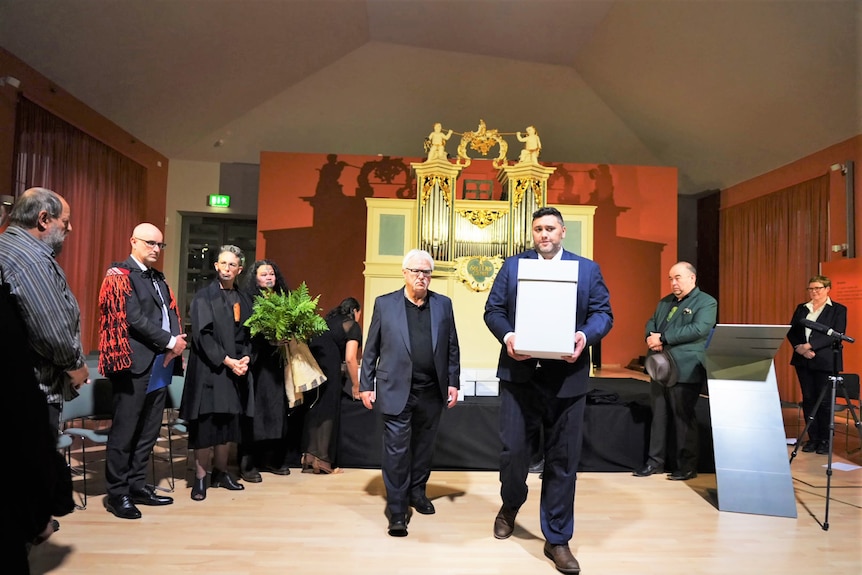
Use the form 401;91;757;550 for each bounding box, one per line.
14;97;145;353
719;175;829;401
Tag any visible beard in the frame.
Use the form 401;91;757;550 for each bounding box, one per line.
45;227;67;256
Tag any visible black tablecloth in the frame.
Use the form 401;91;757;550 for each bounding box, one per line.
335;378;715;473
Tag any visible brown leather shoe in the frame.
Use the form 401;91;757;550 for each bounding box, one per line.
493;505;518;539
543;542;581;574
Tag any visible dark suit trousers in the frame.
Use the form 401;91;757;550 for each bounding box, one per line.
499;372;586;545
647;379;700;472
381;386;444;515
795;365;832;443
105;371;167;497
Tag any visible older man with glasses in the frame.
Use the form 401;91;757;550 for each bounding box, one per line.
360;248;461;537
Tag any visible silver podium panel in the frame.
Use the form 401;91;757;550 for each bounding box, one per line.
706;324;797;518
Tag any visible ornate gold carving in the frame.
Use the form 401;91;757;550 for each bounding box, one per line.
456;119;509;169
420;174;452;206
510;178;544;209
454;255;504;292
456;208;508;229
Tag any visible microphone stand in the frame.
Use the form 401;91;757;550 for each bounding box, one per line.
788;333;860;530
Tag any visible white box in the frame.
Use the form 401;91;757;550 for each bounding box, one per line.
514;259;579;359
475;378;500;396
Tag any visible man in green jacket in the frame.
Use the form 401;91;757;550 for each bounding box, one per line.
634;261;717;481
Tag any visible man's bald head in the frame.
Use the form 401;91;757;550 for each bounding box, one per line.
130;222;165;268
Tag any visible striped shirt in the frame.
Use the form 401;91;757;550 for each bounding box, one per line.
0;226;86;405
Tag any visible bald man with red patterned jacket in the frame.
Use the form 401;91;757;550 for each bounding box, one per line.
98;223;186;520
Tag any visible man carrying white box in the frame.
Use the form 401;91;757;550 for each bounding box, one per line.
484;206;613;575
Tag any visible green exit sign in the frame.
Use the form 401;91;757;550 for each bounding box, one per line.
207;194;231;208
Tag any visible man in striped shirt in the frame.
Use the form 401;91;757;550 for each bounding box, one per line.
0;187;89;431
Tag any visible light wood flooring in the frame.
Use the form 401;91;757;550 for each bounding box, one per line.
29;370;862;574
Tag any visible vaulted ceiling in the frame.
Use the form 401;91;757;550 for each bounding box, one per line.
1;0;859;195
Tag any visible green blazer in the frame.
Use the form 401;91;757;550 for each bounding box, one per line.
645;286;717;384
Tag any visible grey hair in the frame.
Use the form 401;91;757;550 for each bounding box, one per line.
9;187;64;228
218;244;245;265
402;249;434;270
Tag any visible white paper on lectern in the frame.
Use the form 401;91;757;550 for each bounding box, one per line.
514;259;579;359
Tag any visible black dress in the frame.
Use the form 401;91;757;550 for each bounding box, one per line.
304;314;362;464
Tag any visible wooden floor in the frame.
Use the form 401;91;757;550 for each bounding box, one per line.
30;369;862;574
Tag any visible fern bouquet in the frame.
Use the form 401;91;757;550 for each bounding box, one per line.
244;282;328;344
244;282;328;407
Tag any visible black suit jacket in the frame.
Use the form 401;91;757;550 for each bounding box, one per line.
122;257;183;375
483;249;613;397
360;288;460;416
787;300;847;373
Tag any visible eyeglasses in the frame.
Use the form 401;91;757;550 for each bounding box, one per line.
806;286;826;292
135;237;167;250
405;268;433;277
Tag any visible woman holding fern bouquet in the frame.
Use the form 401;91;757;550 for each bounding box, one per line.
244;278;330;469
237;260;293;483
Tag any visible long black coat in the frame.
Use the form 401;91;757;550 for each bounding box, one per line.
180;281;253;421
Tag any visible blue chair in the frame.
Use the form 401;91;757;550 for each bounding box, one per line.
59;376;113;509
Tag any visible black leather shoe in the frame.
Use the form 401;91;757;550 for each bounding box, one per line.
632;463;664;477
387;513;408;537
130;485;174;506
191;476;207;501
543;542;581;574
802;440;819;453
409;494;435;515
211;469;245;490
264;465;292;476
493;505;518;539
240;468;263;483
667;470;697;481
815;441;829;455
106;495;142;520
529;459;545;474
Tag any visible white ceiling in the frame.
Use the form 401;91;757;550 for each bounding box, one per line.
1;0;859;195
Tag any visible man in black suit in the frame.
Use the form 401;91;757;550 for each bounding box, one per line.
98;223;187;519
360;249;460;537
484;207;613;574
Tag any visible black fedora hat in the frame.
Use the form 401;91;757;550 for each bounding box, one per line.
644;351;678;387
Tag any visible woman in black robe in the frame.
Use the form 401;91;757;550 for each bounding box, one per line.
180;245;252;500
238;259;292;482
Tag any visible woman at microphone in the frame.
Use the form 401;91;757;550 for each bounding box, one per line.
787;275;848;455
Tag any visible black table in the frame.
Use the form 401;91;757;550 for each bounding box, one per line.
336;378;715;473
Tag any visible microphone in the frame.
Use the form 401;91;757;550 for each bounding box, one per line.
801;318;855;343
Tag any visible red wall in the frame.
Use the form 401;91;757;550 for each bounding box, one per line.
259;151;678;369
